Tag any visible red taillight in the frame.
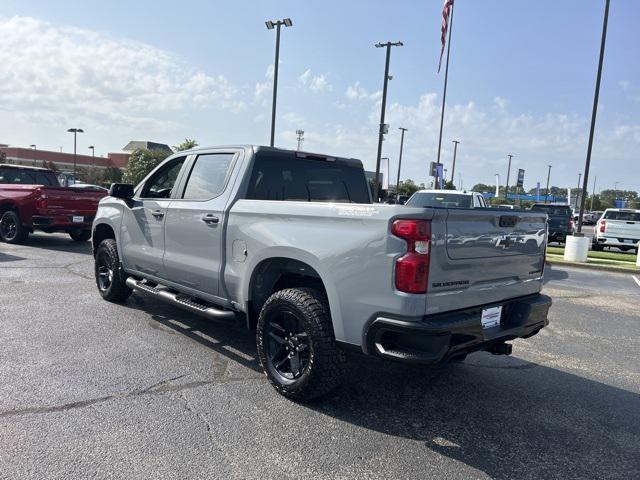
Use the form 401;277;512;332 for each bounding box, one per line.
569;218;574;230
599;220;606;233
392;219;431;294
34;188;47;210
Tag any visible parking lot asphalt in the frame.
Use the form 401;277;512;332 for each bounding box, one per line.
1;233;639;480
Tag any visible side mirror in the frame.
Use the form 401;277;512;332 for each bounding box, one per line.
109;183;135;199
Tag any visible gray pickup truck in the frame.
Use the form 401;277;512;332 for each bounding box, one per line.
92;146;551;400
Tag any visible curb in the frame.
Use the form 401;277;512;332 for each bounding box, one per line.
546;257;639;275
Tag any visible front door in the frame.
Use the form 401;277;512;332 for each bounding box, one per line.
163;152;237;297
120;157;186;278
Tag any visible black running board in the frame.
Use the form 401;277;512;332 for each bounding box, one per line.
125;277;237;322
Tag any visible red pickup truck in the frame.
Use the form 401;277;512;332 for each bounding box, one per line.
0;164;106;244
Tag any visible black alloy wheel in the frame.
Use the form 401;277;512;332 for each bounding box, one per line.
265;307;311;382
96;249;114;292
0;211;28;243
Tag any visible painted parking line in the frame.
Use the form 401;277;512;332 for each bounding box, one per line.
633;275;640;288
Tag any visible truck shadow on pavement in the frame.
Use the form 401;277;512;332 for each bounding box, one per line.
543;263;569;284
19;233;93;255
123;292;638;479
0;252;27;262
312;352;639;480
126;294;262;375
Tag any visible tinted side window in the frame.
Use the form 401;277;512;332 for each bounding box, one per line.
182;153;235;200
0;169;57;185
246;153;370;203
140;158;186;199
36;172;57;186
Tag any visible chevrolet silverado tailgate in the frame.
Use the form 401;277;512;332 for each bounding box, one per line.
426;208;547;315
40;187;105;216
601;210;640;240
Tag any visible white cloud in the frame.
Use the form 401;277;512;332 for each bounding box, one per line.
345;81;381;101
493;96;508;110
298;69;332;93
298;69;312;85
0;16;246;128
282;112;304;125
254;64;274;102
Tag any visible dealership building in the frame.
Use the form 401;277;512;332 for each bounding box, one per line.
0;141;172;173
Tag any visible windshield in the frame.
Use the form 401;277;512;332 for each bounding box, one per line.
530;205;572;216
406;192;473;208
603;210;640;222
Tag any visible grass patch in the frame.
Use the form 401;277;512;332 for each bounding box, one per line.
546;254;639;271
547;245;637;263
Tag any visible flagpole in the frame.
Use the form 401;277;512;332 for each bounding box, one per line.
435;0;455;189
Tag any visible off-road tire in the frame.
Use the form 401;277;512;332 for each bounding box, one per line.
69;229;92;242
591;244;603;252
0;210;29;244
94;238;132;302
257;288;344;401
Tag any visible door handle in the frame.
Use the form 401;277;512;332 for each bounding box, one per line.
151;210;165;219
201;214;220;224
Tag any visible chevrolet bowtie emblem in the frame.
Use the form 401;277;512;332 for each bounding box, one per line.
496;235;514;249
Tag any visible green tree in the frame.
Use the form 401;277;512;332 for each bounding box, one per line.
597;189;638;209
43;160;58;172
472;183;494;193
173;138;198;152
397;179;423;197
101;166;123;185
122;149;170;185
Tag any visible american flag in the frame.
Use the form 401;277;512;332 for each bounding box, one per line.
438;0;454;73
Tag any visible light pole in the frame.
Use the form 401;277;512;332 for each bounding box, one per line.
494;173;500;198
396;127;407;202
30;144;36;166
577;0;609;234
67;128;84;180
444;168;448;182
590;176;597;211
614;181;619;204
88;145;95;166
265;18;293;147
450;140;460;188
575;173;582;208
373;40;403;201
504;154;514;202
295;130;304;151
545;165;552;203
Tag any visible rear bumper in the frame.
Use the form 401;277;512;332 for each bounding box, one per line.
549;231;570;242
594;236;639;248
365;293;551;364
30;215;94;230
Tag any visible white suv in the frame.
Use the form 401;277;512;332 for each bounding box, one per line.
405;190;488;209
593;208;640;253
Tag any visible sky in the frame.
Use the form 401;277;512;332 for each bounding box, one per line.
1;0;639;193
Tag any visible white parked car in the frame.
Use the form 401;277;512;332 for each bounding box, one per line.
405;190;488;209
592;208;640;252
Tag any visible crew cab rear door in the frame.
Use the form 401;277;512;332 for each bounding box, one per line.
120;156;187;278
162;150;240;297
